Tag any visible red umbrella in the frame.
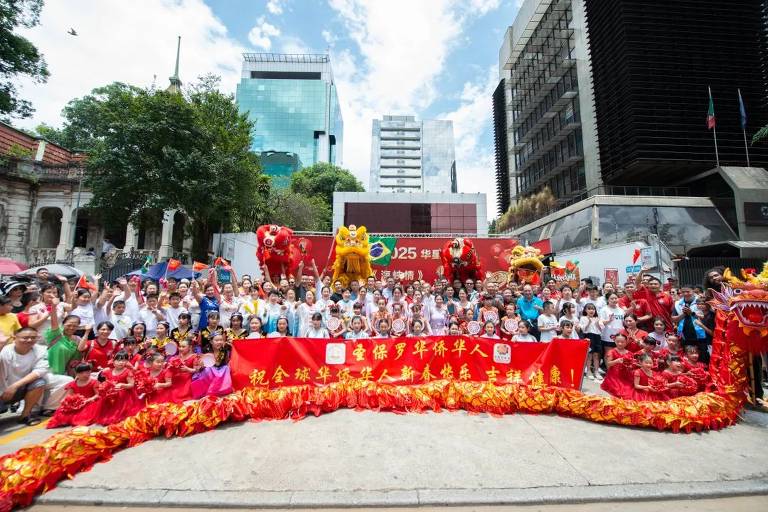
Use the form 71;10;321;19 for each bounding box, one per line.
0;258;29;275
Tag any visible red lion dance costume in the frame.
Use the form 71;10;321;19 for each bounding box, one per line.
255;224;301;279
440;237;484;283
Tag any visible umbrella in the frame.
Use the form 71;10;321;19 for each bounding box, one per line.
126;261;200;281
0;258;28;275
19;264;84;279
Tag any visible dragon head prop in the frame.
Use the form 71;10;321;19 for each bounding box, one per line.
508;245;544;285
709;261;768;353
331;225;373;288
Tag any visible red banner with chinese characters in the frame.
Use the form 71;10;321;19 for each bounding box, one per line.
298;235;551;283
230;337;589;390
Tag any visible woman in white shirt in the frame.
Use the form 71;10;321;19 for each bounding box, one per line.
304;313;330;338
296;290;320;337
598;292;625;351
218;283;242;328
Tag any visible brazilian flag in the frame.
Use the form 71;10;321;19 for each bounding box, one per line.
369;236;397;266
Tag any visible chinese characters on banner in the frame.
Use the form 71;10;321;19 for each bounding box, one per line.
230;337;589;390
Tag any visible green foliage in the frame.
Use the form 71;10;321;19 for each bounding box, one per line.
289;162;364;208
33;123;69;147
56;77;268;258
5;142;33;159
0;0;49;119
753;124;768;145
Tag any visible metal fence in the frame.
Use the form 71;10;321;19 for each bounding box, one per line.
102;257;144;283
676;257;764;288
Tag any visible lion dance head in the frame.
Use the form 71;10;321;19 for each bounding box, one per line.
331;225;373;288
507;245;544;285
440;238;484;283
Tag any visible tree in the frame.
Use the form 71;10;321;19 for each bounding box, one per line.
0;0;49;119
289;162;364;208
57;78;269;259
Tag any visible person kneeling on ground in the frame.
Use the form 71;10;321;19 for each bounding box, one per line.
0;327;72;425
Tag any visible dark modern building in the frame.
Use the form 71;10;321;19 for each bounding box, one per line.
494;0;768;259
584;0;768;185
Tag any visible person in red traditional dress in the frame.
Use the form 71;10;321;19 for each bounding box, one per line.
47;362;100;428
77;321;116;371
95;350;143;425
141;353;173;404
683;345;713;392
619;314;648;352
630;353;666;401
601;333;635;399
634;268;674;331
636;336;663;370
167;339;198;402
660;357;688;399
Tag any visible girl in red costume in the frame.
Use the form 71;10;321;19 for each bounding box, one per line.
631;354;666;401
167;339;198;402
141;353;174;404
601;333;635;399
660;357;689;399
48;363;101;428
95;350;143;425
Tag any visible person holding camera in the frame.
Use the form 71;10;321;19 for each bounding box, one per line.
671;284;707;353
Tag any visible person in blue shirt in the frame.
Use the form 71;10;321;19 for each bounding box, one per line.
192;279;220;331
516;284;543;337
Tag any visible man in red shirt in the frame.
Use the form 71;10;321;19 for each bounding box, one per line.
634;268;674;331
619;282;653;330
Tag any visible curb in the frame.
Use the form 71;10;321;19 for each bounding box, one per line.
36;478;768;508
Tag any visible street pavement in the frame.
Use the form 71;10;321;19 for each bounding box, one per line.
2;380;767;509
25;495;768;511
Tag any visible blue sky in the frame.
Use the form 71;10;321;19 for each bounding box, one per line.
16;0;522;212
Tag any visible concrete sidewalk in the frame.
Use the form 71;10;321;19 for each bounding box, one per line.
2;381;767;509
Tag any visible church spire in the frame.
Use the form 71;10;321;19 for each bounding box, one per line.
167;36;182;93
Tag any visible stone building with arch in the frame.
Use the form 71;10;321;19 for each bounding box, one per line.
0;122;192;267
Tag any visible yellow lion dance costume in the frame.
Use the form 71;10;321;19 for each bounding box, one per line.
331;224;373;288
508;245;544;285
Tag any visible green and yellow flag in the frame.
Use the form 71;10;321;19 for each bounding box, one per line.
369;236;397;266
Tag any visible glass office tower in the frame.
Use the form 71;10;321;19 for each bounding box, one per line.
370;115;457;193
236;53;344;186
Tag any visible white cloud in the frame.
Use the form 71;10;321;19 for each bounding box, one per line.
321;30;337;45
328;0;502;210
15;0;245;130
470;0;502;15
279;35;311;55
248;16;281;50
266;0;285;15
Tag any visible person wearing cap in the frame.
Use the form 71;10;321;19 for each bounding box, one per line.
3;281;27;314
0;297;22;348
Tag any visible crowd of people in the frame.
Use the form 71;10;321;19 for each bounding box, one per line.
0;260;762;427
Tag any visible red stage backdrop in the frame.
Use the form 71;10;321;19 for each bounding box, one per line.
297;235;551;283
231;337;589;390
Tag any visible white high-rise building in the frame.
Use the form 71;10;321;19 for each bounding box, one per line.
370;115;456;193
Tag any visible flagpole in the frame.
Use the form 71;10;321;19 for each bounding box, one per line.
738;88;751;167
709;86;720;167
742;127;751;167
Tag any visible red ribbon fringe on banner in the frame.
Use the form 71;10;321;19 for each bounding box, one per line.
0;379;743;511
